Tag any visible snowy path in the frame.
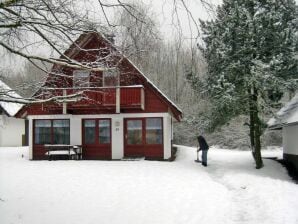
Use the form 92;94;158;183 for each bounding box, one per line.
0;146;297;224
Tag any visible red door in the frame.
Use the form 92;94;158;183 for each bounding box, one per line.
124;118;145;157
82;119;112;159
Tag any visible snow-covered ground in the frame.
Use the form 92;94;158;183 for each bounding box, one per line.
0;146;297;224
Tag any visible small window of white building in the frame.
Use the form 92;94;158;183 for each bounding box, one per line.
103;69;119;87
73;70;90;88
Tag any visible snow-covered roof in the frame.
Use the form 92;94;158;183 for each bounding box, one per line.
0;80;23;116
268;93;298;129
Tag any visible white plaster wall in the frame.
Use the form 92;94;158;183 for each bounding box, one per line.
70;117;82;145
28;112;174;160
111;118;124;159
29;118;33;160
163;115;172;160
283;125;298;155
0;115;25;147
0;115;2;145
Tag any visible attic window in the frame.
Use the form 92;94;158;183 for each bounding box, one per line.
73;70;90;88
103;69;119;87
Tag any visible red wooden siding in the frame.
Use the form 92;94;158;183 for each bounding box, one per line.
18;84;167;116
33;145;48;160
16;33;180;119
121;87;143;107
103;86;144;108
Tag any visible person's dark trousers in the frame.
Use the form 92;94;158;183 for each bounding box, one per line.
202;150;208;166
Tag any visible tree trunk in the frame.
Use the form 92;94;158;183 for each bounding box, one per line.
249;87;264;169
248;90;256;160
253;87;263;168
254;111;264;169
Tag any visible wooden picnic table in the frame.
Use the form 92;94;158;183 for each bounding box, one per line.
44;144;82;160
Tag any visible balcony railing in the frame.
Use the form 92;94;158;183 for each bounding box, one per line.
42;85;145;111
103;86;144;108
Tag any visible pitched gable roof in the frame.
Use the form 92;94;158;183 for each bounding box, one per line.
268;93;298;129
16;32;182;121
0;80;23;116
53;32;182;120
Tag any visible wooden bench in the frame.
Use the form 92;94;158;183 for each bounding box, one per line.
44;144;82;160
72;145;82;160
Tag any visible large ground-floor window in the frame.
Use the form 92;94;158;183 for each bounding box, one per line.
127;119;143;144
83;119;111;145
34;119;70;145
146;118;163;144
125;117;163;145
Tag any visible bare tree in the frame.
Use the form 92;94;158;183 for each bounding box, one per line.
1;0;101;68
0;60;48;97
0;0;133;104
114;1;161;65
0;0;210;107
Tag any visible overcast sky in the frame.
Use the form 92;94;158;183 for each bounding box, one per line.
3;0;297;73
1;0;222;72
84;0;221;41
1;0;221;71
134;0;220;40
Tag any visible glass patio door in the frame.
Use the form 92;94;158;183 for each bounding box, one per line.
82;119;112;159
124;118;144;157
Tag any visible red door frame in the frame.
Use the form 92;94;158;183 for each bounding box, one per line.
124;117;164;158
82;118;112;159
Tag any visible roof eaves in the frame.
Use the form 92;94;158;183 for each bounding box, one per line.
269;121;298;130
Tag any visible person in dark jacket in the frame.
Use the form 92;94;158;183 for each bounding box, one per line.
197;135;209;166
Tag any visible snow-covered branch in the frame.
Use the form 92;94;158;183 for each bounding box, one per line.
0;90;84;104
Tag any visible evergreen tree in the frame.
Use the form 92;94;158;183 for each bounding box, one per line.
196;0;297;168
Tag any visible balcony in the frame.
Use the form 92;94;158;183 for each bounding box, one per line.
103;86;144;108
42;85;145;111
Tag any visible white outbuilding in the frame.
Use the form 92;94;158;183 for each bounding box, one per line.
268;93;298;171
0;80;25;147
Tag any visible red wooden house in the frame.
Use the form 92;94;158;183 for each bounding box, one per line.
16;32;182;160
